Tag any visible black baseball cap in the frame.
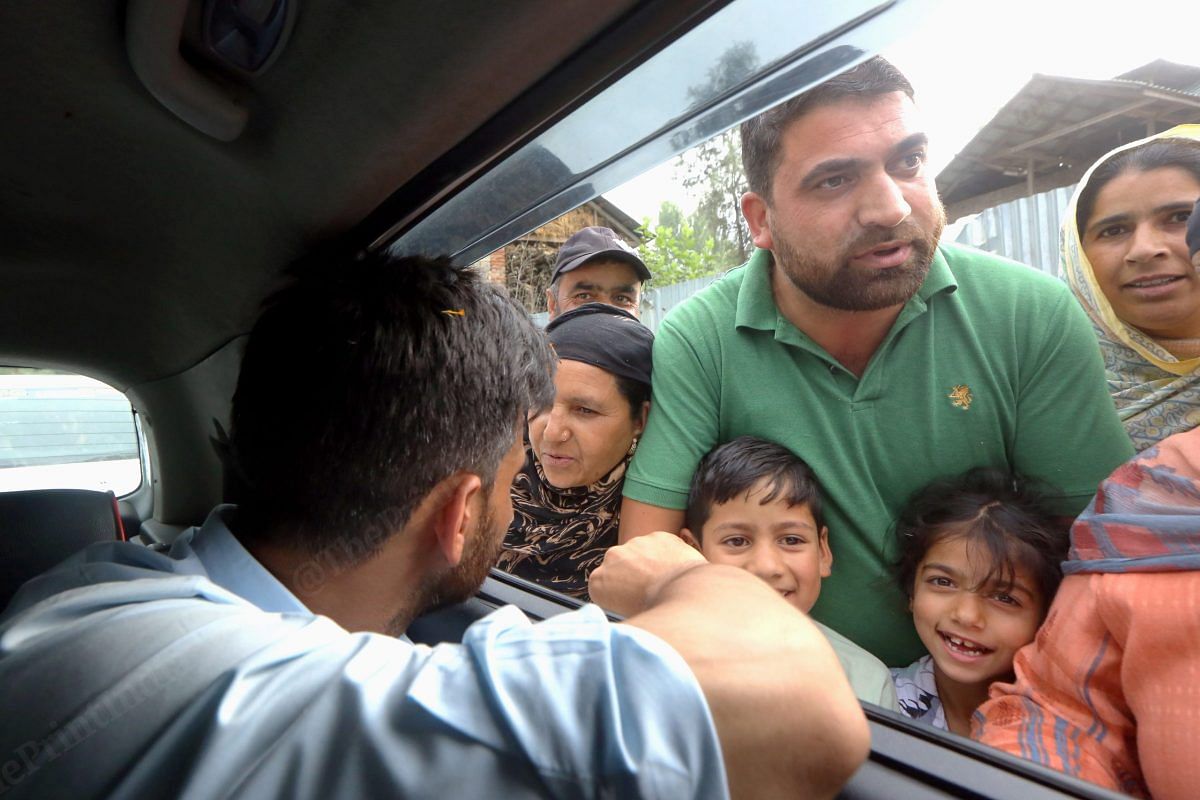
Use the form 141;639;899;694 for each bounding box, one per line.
552;226;651;283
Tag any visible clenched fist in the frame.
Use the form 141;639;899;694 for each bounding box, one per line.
589;531;707;617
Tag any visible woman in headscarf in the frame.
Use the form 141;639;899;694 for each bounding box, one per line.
1063;124;1200;450
496;303;653;600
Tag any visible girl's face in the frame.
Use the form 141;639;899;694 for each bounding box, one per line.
1082;166;1200;339
910;534;1044;694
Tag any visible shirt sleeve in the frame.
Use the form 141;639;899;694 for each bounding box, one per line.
624;312;722;509
1012;290;1134;515
163;604;731;800
972;576;1142;796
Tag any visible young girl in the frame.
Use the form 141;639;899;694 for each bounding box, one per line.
890;468;1067;736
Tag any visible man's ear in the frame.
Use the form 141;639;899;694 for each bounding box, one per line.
678;527;702;552
431;472;484;567
740;191;774;250
545;287;559;319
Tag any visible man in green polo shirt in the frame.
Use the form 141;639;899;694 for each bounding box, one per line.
619;56;1134;668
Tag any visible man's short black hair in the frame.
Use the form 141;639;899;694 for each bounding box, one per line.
685;436;824;540
229;249;554;568
740;56;914;200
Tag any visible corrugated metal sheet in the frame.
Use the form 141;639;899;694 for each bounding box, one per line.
937;63;1200;214
953;184;1077;276
640;274;723;332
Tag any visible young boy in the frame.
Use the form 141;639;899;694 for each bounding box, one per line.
682;436;899;710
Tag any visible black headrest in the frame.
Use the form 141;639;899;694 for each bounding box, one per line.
0;489;125;610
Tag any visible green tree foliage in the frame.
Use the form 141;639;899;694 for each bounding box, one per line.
638;129;753;289
640;41;759;289
637;201;725;288
677;40;756;270
681;129;751;269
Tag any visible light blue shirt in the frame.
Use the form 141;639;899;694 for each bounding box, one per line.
0;506;728;799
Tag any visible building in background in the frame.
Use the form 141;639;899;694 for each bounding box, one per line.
938;60;1200;275
478;198;642;315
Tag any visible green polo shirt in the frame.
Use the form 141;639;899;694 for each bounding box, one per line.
625;244;1134;667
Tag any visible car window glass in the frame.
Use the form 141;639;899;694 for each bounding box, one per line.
0;368;143;495
389;0;915;264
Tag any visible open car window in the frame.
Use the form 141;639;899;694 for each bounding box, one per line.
397;1;1198;798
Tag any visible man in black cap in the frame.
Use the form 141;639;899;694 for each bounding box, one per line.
547;226;652;320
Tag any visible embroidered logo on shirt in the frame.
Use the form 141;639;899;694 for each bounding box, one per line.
948;385;973;410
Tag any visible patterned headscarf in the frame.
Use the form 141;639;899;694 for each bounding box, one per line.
1062;124;1200;450
1067;425;1200;574
496;441;629;600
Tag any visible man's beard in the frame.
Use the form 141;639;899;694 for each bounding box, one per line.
388;503;502;634
774;211;945;312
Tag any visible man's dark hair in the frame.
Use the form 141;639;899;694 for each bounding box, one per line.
892;468;1066;618
229;249;555;568
685;436;824;539
740;56;915;200
1075;137;1200;233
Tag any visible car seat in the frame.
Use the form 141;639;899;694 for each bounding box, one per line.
0;488;126;609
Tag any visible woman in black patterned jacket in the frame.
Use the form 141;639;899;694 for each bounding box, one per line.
497;303;653;600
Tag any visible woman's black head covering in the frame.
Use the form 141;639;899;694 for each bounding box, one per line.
545;303;653;387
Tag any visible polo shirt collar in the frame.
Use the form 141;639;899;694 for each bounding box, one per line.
916;244;958;302
734;248;779;332
734;244;958;336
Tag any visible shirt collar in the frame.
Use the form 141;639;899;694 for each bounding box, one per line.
188;505;309;615
734;245;958;335
734;248;779;332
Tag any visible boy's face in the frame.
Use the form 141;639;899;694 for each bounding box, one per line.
693;483;831;613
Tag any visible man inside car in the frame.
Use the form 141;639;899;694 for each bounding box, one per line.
547;225;650;319
0;250;867;798
619;56;1135;668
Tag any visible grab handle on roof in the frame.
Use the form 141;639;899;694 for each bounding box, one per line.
125;0;249;142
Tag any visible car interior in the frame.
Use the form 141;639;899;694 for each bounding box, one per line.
0;1;1138;798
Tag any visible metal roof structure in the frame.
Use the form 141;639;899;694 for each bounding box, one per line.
936;60;1200;222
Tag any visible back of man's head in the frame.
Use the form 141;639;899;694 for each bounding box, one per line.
229;249;554;567
740;56;914;199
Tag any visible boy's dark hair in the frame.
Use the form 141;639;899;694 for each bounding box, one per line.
229;249;555;569
892;468;1067;616
685;436;824;539
1076;137;1200;234
740;56;914;200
